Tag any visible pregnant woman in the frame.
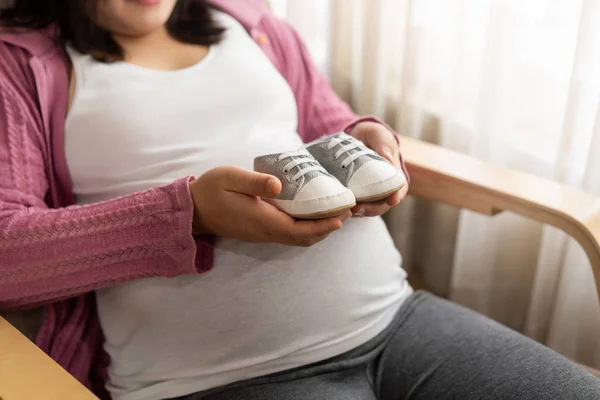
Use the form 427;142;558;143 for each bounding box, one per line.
1;1;599;399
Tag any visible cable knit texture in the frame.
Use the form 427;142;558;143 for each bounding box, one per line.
0;0;409;397
0;71;199;308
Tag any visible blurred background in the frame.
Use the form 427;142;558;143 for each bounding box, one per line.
271;0;600;368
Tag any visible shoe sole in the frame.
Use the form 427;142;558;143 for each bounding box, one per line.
270;189;356;220
291;203;356;220
355;183;406;203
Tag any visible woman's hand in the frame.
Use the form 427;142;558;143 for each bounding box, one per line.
349;121;409;217
189;166;351;247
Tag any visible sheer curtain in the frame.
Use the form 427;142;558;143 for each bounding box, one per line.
273;0;600;368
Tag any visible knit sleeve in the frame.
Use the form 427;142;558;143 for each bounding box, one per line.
0;46;203;310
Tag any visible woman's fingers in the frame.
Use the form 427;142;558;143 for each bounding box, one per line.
352;200;390;217
375;142;402;170
282;211;351;244
385;183;408;207
221;166;282;198
260;207;351;245
386;190;402;207
193;166;350;245
352;121;402;170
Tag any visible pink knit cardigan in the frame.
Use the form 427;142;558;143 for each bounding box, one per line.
0;0;408;396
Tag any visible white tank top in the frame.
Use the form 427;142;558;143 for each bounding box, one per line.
65;11;411;400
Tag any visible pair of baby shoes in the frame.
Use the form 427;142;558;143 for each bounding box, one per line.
254;132;405;219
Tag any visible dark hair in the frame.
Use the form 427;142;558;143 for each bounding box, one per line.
0;0;225;62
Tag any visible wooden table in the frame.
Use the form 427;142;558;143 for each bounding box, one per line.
0;316;97;400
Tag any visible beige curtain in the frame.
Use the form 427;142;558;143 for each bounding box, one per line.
275;0;600;368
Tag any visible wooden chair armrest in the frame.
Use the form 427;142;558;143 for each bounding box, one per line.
400;136;600;303
0;316;98;400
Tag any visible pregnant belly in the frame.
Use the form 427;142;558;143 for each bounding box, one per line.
96;217;408;380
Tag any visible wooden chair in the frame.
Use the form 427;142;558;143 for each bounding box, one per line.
1;136;600;399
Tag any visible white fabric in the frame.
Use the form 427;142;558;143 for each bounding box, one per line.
274;0;600;368
65;10;411;400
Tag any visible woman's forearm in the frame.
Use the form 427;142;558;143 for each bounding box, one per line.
0;177;200;309
0;60;208;310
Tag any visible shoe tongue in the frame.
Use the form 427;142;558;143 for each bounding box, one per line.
288;153;326;178
302;170;325;181
328;133;365;158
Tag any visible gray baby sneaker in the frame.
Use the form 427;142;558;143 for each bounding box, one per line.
254;149;355;219
305;132;405;202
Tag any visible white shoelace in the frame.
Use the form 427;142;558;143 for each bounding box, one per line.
277;150;328;181
325;134;375;168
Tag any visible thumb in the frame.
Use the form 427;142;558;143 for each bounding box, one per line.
223;167;282;198
378;145;401;170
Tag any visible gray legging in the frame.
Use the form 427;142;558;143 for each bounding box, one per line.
173;291;600;400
